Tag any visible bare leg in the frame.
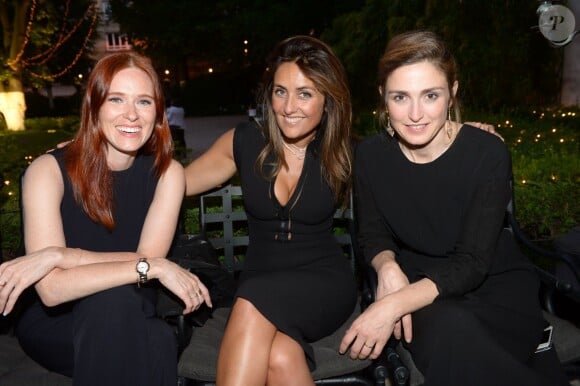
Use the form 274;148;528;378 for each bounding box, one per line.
267;331;315;386
216;298;277;386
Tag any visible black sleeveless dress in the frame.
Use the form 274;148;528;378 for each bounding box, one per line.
16;147;177;386
232;122;357;369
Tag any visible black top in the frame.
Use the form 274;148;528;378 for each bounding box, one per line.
355;125;532;297
233;121;345;271
52;147;158;252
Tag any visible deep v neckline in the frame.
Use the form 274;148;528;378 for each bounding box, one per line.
270;150;311;211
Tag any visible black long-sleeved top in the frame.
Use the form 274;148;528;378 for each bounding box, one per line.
355;125;532;298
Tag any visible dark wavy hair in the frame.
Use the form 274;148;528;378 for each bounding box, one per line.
256;35;352;203
64;52;173;230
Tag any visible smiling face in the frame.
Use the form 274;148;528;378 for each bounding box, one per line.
271;62;325;147
384;60;458;156
98;67;156;170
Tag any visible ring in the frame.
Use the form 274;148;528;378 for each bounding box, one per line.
364;343;374;349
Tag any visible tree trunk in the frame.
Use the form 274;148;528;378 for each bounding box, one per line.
0;75;26;131
0;0;30;130
560;1;580;106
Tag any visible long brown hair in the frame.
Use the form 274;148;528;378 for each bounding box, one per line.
256;35;352;203
64;52;173;230
377;30;461;126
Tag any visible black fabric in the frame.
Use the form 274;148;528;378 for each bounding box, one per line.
356;125;528;297
231;122;357;369
555;227;580;256
54;147;158;253
169;233;236;309
15;147;177;386
160;233;237;327
354;125;566;385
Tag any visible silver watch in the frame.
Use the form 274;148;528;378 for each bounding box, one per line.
136;258;150;286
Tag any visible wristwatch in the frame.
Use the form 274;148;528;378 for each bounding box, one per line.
136;258;150;286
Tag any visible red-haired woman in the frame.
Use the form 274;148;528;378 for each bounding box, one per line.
0;52;210;386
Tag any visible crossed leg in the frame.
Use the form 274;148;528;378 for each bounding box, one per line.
216;298;314;386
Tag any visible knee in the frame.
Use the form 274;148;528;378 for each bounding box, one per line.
229;297;268;329
267;333;307;383
267;346;297;382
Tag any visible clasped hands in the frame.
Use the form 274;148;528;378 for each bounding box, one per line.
339;255;413;360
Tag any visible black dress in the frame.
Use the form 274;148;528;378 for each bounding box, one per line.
232;122;357;369
16;147;177;386
355;125;566;386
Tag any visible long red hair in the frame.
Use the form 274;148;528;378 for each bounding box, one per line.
64;52;173;230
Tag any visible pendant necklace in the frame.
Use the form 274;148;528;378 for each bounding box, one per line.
282;141;308;160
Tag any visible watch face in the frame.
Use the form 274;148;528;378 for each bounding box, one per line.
137;261;149;273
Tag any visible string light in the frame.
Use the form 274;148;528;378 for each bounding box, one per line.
24;0;72;64
8;0;98;81
6;0;38;70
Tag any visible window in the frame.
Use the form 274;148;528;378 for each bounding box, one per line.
106;33;131;52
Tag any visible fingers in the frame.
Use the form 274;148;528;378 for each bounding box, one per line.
198;282;213;308
339;326;357;355
392;320;402;340
357;341;375;359
0;265;13;315
181;274;212;314
0;273;21;316
348;336;386;360
184;289;205;314
392;314;413;342
402;314;413;343
340;324;386;361
157;261;213;314
465;121;504;142
0;283;22;316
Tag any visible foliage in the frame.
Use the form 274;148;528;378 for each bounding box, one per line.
109;0;364;81
0;117;78;258
0;0;97;132
0;0;97;89
496;108;579;241
322;0;562;112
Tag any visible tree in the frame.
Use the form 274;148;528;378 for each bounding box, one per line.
322;0;563;112
0;0;97;131
560;0;579;106
109;0;364;81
